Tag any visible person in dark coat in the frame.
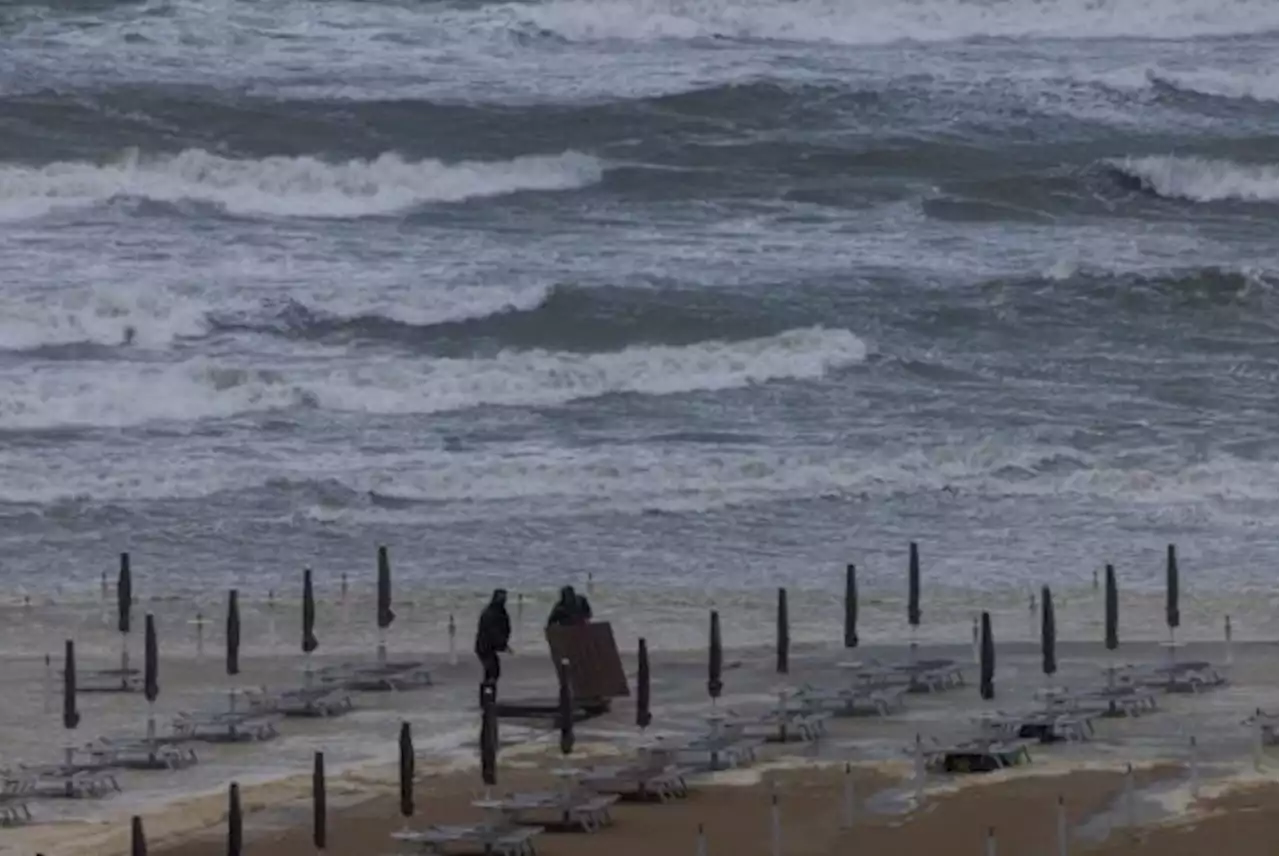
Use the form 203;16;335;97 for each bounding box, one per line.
546;585;584;628
474;589;511;699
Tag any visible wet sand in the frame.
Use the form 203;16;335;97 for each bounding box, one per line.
145;762;1279;856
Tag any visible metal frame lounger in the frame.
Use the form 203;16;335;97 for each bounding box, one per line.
2;766;121;799
391;823;543;855
248;685;356;718
489;790;619;833
573;761;691;802
79;738;199;771
1123;661;1228;694
721;708;830;743
644;733;762;772
921;737;1034;774
171;710;281;743
787;684;907;718
1046;686;1158;718
0;794;32;827
318;661;433;692
974;710;1095;744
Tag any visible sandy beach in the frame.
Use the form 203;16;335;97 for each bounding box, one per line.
5;626;1274;856
145;762;1277;856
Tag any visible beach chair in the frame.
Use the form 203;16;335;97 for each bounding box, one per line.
644;732;762;772
79;667;142;694
1128;661;1228;694
921;737;1034;774
720;707;829;743
787;684;907;718
573;760;691;802
79;737;199;771
390;823;542;855
248;685;355;718
1044;685;1157;718
890;659;966;693
2;765;121;798
317;660;433;692
0;794;32;827
974;710;1094;744
171;709;281;743
490;789;619;833
1244;710;1278;746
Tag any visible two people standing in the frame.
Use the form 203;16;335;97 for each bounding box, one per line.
472;584;594;703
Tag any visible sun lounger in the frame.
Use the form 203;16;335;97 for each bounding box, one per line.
890;659;966;693
79;667;142;694
573;761;691;802
248;685;355;718
2;766;120;798
921;737;1034;774
644;733;762;772
787;684;907;718
79;738;199;771
1244;710;1278;746
318;661;433;692
490;790;619;833
0;794;32;827
390;822;542;855
974;710;1095;744
1123;661;1228;694
1046;685;1157;718
720;708;829;743
171;710;280;743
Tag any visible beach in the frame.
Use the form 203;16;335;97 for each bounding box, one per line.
4;618;1276;856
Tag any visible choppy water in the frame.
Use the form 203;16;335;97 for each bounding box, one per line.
0;0;1276;622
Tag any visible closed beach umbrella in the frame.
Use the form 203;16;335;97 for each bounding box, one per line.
707;610;723;701
312;751;326;852
843;564;859;648
776;588;790;675
557;658;575;756
907;542;921;629
1040;586;1057;679
1104;564;1119;651
131;815;148;856
1166;545;1180;637
302;569;318;654
117;552;133;636
979;611;995;700
144;614;159;703
479;686;498;788
635;637;652;730
226;589;241;677
376;546;395;630
63;639;80;730
228;782;243;856
398;722;415;819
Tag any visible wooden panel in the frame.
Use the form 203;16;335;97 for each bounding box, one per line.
546;622;630;700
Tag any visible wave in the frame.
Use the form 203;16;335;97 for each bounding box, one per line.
1108;155;1279;203
210;283;803;354
0;148;604;221
503;0;1275;45
0;327;868;430
1146;69;1280;104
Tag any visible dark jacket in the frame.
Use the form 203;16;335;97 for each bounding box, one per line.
547;585;585;629
475;594;511;657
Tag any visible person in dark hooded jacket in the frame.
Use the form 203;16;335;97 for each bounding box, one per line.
474;589;512;694
546;585;588;628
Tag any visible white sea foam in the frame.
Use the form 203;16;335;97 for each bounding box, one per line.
1112;156;1279;204
507;0;1275;45
0;149;605;221
0;327;867;431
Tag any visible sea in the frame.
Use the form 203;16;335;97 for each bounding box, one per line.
1;1;1278;645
